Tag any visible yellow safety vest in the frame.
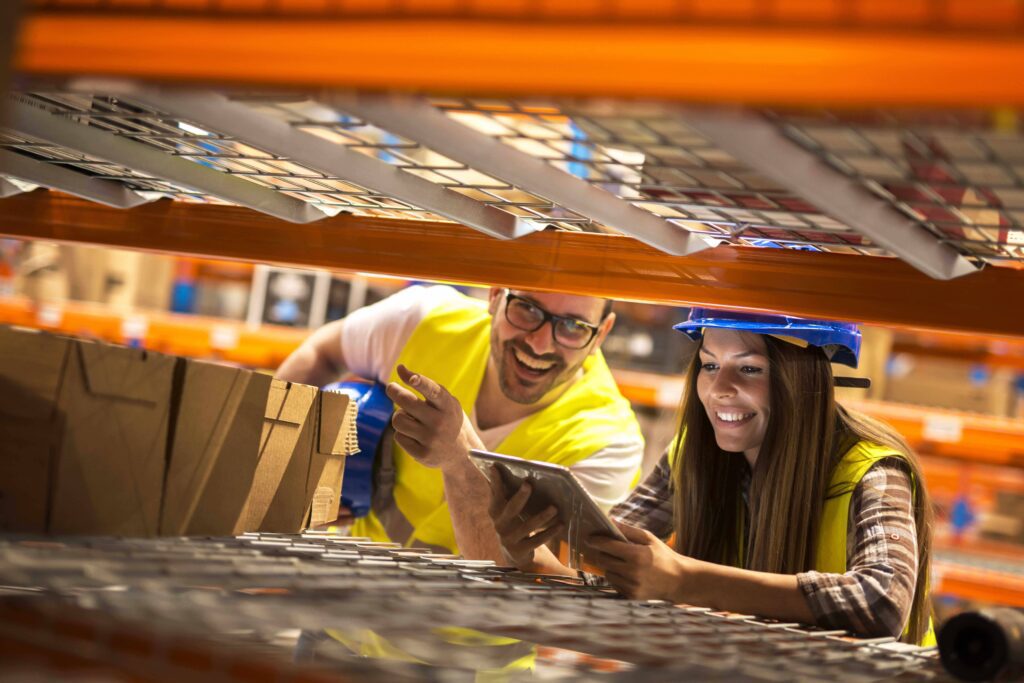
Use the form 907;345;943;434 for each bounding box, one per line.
351;294;643;554
325;626;537;675
669;439;936;646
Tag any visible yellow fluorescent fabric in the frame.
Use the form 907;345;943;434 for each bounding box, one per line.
352;293;643;554
668;438;935;645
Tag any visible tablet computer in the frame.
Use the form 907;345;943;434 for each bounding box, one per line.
469;449;628;567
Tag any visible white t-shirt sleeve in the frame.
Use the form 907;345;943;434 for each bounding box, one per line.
339;284;467;384
569;439;645;512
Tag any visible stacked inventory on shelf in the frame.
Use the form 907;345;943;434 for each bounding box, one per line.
0;532;950;682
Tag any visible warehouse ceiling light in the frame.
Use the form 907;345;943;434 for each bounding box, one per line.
328;93;714;257
4;98;332;224
679;108;979;281
0;149;154;208
96;85;540;242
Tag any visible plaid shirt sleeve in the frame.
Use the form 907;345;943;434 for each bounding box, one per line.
796;460;919;639
609;451;675;541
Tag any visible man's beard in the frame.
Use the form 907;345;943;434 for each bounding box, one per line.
495;339;576;405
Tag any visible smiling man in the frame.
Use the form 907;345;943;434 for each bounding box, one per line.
276;284;644;560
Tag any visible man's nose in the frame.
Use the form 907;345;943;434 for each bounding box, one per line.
522;321;556;355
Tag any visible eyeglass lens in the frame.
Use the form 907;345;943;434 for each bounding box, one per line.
506;298;593;348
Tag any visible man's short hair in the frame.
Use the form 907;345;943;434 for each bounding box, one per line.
601;298;614;320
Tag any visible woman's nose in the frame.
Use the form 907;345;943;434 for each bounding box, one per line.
710;369;738;398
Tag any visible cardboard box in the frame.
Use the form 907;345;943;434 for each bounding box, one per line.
308;390;358;528
884;356;1014;416
159;361;273;536
0;325;357;537
49;340;177;536
0;326;74;532
161;362;356;536
241;381;356;533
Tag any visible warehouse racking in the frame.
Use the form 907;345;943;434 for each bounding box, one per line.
3;0;1024;679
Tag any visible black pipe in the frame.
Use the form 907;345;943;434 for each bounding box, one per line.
939;608;1024;682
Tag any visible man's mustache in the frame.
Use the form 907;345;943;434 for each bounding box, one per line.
506;340;563;366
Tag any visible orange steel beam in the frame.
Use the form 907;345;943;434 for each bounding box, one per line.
844;399;1024;469
0;296;310;370
13;10;1024;107
932;564;1024;608
3;190;1024;338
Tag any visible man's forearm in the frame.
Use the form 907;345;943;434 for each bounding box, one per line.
275;320;346;386
442;457;507;563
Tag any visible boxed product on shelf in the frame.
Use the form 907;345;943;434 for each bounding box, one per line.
0;324;357;537
0;326;75;533
163;365;356;535
49;338;178;536
884;356;1016;416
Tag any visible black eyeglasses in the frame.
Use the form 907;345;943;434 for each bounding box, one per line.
503;291;601;350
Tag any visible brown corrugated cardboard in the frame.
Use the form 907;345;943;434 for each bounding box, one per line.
0;325;357;537
244;380;319;533
49;340;176;536
307;390;357;528
0;326;73;533
159;360;273;536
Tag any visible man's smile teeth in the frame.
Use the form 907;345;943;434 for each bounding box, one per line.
513;348;555;371
716;411;755;422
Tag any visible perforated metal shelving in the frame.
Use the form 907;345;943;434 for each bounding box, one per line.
0;533;952;682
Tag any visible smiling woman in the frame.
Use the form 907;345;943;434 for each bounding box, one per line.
487;307;937;646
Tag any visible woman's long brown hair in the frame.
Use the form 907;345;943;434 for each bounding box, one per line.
670;335;933;643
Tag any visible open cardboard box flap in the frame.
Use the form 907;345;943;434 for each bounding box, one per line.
78;341;169;404
265;379;314;424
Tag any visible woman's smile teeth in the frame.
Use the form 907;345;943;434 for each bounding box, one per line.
716;411;755;423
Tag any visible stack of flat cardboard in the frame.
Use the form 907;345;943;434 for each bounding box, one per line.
0;325;357;536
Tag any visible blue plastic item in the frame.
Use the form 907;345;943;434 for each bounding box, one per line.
321;380;394;518
674;307;862;369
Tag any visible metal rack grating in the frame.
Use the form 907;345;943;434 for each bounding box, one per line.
0;533;951;681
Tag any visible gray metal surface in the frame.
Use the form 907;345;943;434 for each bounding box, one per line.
0;148;153;208
0;176;26;197
331;93;712;256
4;86;1022;273
108;86;539;241
681;108;978;280
0;532;949;682
4;97;332;223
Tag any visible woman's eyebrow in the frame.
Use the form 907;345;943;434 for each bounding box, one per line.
700;349;766;360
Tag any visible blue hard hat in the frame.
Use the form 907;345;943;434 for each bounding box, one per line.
673;307;862;369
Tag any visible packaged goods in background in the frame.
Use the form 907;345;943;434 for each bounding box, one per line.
885;356;1015;417
0;325;357;537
